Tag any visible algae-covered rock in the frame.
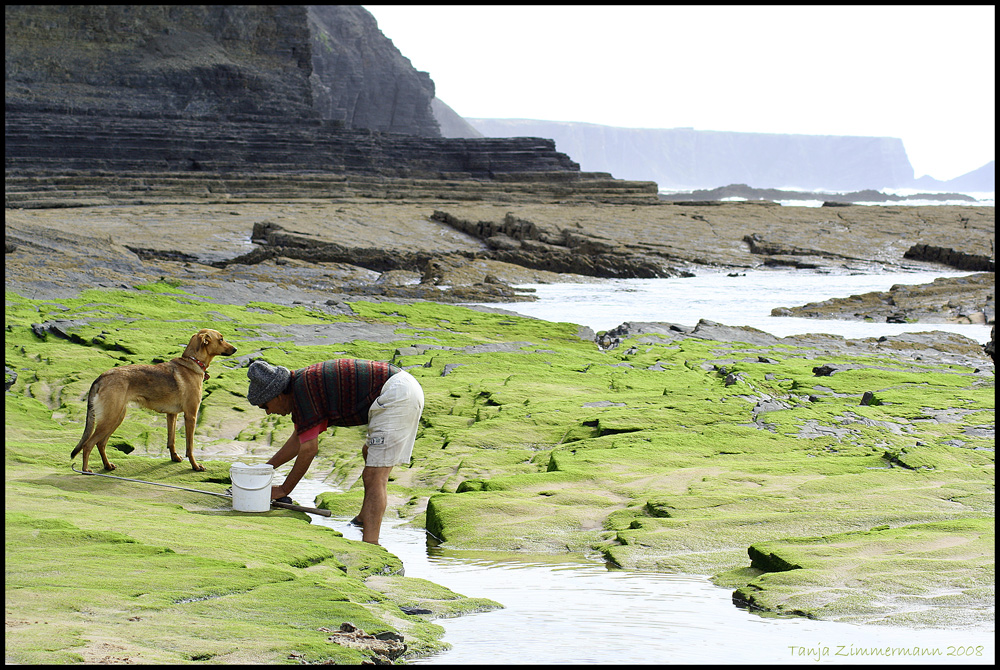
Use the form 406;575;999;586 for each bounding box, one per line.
4;285;994;661
734;518;994;628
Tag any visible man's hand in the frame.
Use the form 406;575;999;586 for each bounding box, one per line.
270;485;287;500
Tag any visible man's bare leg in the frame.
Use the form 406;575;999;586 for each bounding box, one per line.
359;465;393;544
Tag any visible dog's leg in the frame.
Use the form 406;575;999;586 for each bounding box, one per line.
80;442;95;473
95;437;116;471
82;389;127;472
183;411;205;472
85;420;122;472
166;413;183;462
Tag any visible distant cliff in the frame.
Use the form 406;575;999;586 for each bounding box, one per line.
914;161;995;193
467;119;919;192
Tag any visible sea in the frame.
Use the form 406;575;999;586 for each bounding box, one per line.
476;188;995;345
658;187;995;209
490;269;992;346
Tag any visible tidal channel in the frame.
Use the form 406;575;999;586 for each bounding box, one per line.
291;480;994;665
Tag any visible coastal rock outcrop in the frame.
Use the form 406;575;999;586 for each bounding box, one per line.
428;211;688;278
771;272;995;325
222;217;686;283
903;244;995;272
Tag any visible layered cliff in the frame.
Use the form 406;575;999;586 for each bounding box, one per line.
468;119;918;191
306;5;440;136
5;5;317;120
5;5;587;181
4;5;444;136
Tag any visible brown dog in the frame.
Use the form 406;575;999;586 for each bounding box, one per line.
71;328;237;472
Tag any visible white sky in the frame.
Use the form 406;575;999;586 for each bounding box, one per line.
364;5;995;182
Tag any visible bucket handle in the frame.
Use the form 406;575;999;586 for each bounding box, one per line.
232;471;274;491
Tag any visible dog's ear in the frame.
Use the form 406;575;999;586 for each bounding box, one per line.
200;331;213;346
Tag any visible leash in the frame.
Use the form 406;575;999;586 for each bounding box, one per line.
69;463;332;516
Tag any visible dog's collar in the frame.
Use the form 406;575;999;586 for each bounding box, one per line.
187;356;210;381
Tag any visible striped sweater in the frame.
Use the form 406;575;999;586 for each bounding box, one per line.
289;359;400;433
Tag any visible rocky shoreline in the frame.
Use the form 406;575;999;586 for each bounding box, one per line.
4;185;996;662
5;185;995;303
5;187;996;359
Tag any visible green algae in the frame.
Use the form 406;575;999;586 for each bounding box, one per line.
5;286;995;656
733;518;994;628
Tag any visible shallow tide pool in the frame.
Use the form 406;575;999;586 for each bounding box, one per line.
292;480;995;665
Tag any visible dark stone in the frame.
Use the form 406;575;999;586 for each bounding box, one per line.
812;365;838;376
747;545;803;572
860;391;876;406
903;244;995;272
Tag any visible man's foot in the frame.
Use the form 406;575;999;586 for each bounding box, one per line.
349;516;364;527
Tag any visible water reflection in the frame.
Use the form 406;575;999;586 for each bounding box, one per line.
291;480;994;665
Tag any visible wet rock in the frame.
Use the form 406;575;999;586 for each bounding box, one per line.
321;623;407;662
485;234;521;251
772;272;994;324
30;320;93;344
690;320;779;346
903;244;995;272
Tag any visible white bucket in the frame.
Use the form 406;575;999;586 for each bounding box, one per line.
229;463;274;512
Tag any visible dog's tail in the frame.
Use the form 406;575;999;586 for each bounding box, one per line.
71;381;100;459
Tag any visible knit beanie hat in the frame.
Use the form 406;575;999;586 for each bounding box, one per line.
247;360;291;406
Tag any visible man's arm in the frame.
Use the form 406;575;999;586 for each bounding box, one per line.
270;436;319;499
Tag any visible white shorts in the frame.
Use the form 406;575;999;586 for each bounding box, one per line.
365;370;424;467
